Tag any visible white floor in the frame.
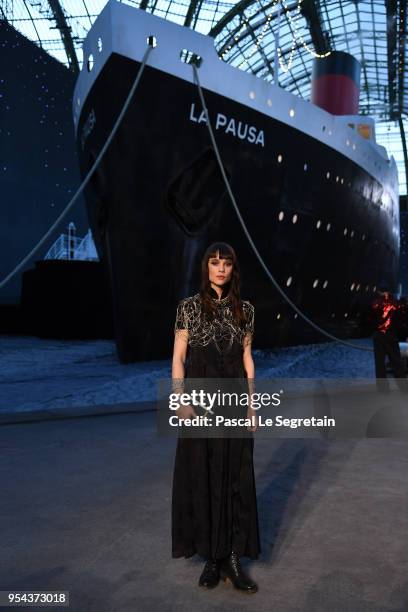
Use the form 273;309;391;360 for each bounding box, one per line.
0;335;377;414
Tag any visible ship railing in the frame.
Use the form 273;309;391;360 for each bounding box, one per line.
44;230;99;261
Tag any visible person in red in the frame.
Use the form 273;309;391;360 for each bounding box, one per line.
371;282;408;392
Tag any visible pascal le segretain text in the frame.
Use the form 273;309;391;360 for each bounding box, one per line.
169;415;336;429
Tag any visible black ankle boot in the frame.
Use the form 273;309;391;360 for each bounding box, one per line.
219;551;258;594
198;559;221;588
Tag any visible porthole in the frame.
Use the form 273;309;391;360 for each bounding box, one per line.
304;163;308;171
323;280;328;289
249;91;255;100
336;176;339;182
373;286;377;292
356;284;360;291
77;97;80;106
267;98;272;107
313;279;319;288
328;129;332;135
294;313;298;319
352;143;356;150
331;313;335;318
326;223;331;231
365;285;369;291
97;37;103;52
316;220;321;228
362;234;365;240
350;283;355;291
278;211;284;221
341;178;344;184
289;108;295;117
277;154;283;163
326;171;330;179
350;230;354;237
322;125;326;132
286;276;292;287
346;139;350;146
276;313;281;319
87;54;94;71
344;228;348;236
292;214;298;224
344;312;348;318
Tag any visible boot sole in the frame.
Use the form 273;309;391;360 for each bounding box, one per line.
220;573;258;594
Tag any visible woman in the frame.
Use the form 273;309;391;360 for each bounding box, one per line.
171;242;261;594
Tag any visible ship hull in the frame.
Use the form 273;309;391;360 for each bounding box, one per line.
76;53;399;361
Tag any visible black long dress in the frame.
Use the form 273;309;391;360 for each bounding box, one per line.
171;288;261;561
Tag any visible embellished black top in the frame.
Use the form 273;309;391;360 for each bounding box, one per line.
174;289;254;351
174;288;254;379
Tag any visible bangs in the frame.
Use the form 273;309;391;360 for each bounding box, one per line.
207;242;235;262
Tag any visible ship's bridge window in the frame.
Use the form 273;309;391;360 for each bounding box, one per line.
180;50;202;66
357;124;372;140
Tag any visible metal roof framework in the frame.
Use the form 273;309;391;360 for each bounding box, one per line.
0;0;407;191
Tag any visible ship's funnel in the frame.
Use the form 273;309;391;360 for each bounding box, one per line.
311;51;361;115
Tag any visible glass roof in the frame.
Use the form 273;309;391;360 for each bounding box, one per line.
1;0;407;193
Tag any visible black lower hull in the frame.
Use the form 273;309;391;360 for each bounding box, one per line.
76;54;398;361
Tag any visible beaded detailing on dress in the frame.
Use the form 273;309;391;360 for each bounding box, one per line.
174;292;254;351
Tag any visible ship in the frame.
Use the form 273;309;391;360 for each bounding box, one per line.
72;0;399;362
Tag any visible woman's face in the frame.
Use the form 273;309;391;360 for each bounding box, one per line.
208;251;233;287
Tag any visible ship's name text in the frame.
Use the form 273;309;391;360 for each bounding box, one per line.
189;103;265;147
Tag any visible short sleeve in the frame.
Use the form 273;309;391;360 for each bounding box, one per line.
243;302;254;347
174;300;189;342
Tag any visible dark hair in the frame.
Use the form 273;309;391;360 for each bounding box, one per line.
200;242;246;326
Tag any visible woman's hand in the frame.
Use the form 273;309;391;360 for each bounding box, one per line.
176;404;197;420
246;406;258;432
